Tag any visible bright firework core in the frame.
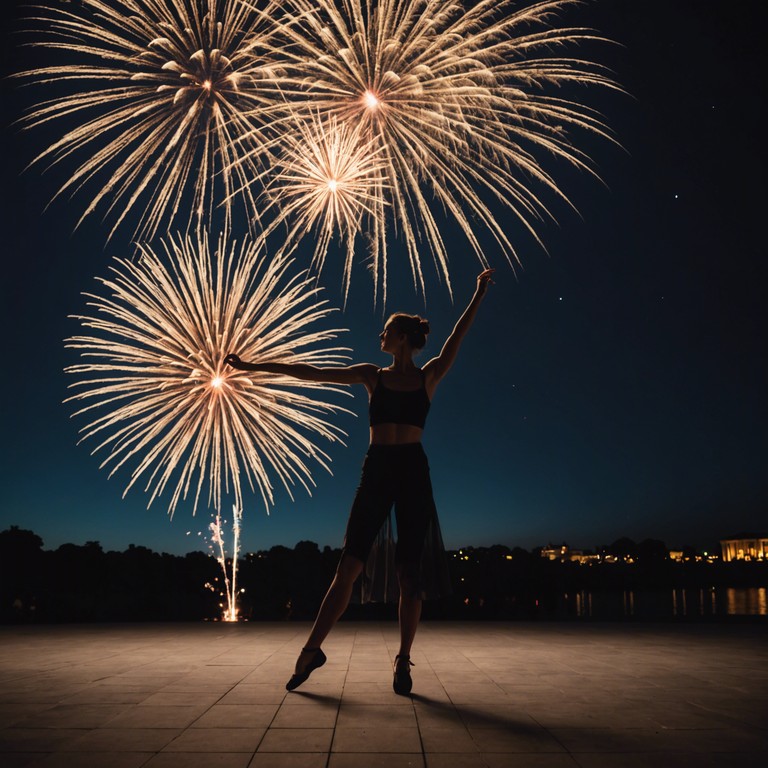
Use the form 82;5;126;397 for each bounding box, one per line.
211;376;224;389
327;179;339;192
363;90;380;109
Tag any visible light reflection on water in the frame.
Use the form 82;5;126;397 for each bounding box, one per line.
568;587;767;618
726;587;768;616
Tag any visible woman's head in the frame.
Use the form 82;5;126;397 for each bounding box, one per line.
384;313;430;351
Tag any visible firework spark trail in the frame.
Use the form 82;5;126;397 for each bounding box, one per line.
241;0;620;301
15;0;285;241
65;231;352;518
210;506;241;621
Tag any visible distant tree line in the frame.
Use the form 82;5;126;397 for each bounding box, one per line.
1;526;765;623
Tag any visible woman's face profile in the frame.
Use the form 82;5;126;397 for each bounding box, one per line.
380;323;401;352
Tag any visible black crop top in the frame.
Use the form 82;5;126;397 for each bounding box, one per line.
369;369;431;429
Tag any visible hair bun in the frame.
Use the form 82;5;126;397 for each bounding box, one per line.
419;320;430;335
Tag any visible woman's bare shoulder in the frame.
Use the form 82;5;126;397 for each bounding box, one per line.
349;363;379;390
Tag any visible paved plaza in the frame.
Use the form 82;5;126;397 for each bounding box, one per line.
0;620;766;767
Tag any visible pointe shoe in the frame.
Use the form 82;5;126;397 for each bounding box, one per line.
286;647;326;691
393;654;414;695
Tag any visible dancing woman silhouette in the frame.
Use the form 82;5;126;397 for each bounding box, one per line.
226;268;494;694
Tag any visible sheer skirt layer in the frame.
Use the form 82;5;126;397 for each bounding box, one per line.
353;510;452;604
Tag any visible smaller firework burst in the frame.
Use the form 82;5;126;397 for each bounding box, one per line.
258;113;389;301
65;230;351;518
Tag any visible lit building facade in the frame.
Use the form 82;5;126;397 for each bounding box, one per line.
540;544;599;564
720;535;768;562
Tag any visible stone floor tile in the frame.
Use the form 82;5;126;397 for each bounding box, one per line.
25;752;153;768
248;754;328;768
526;705;656;730
548;727;675;754
11;705;130;730
104;705;203;729
482;756;581;768
143;753;252;768
59;727;181;752
336;703;417;728
256;727;333;753
418;712;467;730
162;727;265;752
571;752;766;768
468;726;567;753
419;726;479;753
58;689;150;706
457;705;540;731
218;685;287;705
0;729;89;752
331;725;421;753
271;704;338;729
337;688;412;706
424;755;490;768
138;691;223;708
192;704;279;728
329;753;424;767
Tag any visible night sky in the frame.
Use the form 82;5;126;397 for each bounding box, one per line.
1;0;765;558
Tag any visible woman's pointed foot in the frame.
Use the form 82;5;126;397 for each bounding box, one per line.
393;654;413;696
286;647;326;691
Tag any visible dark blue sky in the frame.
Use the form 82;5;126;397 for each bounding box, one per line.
1;0;765;557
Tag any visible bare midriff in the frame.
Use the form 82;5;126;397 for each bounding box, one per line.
369;423;424;445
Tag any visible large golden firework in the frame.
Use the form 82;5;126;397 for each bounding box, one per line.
246;0;619;300
15;0;282;240
65;231;351;517
17;0;619;302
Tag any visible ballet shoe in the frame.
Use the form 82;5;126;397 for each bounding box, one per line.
393;654;413;695
286;647;326;691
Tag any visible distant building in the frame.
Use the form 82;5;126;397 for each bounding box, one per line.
720;534;768;562
540;543;599;564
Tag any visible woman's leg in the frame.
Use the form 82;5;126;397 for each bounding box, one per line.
396;566;422;659
393;565;420;695
293;554;364;674
392;445;434;688
291;446;390;682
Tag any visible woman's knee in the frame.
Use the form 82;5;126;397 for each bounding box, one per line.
336;551;364;583
396;562;421;596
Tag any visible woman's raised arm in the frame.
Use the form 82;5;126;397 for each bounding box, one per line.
424;268;494;387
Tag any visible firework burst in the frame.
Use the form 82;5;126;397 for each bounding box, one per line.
65;231;351;517
258;112;389;301
245;0;620;300
15;0;282;241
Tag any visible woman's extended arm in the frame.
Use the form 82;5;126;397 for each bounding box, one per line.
225;354;377;387
424;268;494;387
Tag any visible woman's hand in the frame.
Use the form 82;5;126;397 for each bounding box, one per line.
476;268;495;296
